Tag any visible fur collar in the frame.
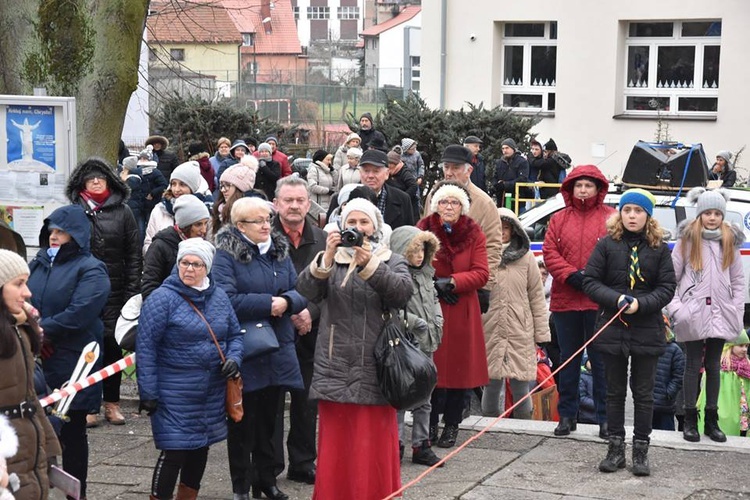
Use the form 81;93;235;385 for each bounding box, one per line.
499;214;530;265
675;219;745;248
417;212;481;261
214;225;290;263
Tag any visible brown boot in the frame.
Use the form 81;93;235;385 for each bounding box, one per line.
104;402;126;425
175;483;199;500
85;413;100;428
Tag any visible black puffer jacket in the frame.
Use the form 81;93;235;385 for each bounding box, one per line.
141;226;182;301
255;158;281;200
582;230;676;356
66;157;142;336
652;340;684;412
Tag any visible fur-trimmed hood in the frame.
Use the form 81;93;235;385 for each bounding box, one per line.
66;157;130;204
675;218;746;248
390;226;440;272
497;207;530;265
214;225;290;264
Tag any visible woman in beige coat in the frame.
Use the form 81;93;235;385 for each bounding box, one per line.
482;208;550;418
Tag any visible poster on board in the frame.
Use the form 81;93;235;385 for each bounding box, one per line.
0;205;44;246
6;105;56;173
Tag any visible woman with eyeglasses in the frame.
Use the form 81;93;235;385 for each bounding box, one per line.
211;158;259;239
138;238;243;500
66;157;142;427
416;181;490;449
213;197;306;500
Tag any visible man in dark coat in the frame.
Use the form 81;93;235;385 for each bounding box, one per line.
494;138;531;212
357;112;386;151
271;176;327;484
386;151;420;221
463;136;487;193
66;157;142;426
145;135;180;179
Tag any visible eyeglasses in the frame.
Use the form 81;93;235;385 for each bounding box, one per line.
179;260;206;270
437;199;461;208
219;182;235;190
85;175;106;182
238;218;272;226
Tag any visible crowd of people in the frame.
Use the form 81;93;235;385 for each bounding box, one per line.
1;118;748;500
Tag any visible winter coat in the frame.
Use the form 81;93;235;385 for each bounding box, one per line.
141;165;168;216
583;231;676;356
417;213;490;388
213;227;306;392
709;166;737;188
401;150;425;179
484;210;550;382
307;160;336;211
28;205;111;412
335;164;361;191
494;152;531;202
699;361;750;436
578;367;597;424
387;167;420;221
470;153;488;193
652;341;684;412
296;244;413;405
530;156;563;199
209;152;231;174
390;226;444;353
154;149;179;179
358;127;386;151
137;271;243;450
271;149;292;177
143;193;210;254
255;158;282;201
667;221;745;342
543;165;615;312
1;316;61;500
66;158;142;338
332;145;350;172
121;167;145;221
141;226;183;301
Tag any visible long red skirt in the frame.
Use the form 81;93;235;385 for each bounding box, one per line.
314;401;401;500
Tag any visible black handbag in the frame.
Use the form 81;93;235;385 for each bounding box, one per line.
373;309;438;410
241;320;280;360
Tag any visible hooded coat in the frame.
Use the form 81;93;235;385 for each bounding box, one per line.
484;209;550;381
667;220;746;342
307;160;336;211
0;315;61;500
28;205;111;412
136;271;243;450
389;226;444;353
213;227;306;391
66;158;142;336
542;165;615;312
417;213;490;388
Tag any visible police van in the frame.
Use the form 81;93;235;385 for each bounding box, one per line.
519;186;750;311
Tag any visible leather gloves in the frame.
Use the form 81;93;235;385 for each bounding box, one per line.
434;277;459;305
221;359;240;379
139;399;158;416
477;289;490;314
566;270;585;291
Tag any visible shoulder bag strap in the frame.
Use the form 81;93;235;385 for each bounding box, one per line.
182;295;226;364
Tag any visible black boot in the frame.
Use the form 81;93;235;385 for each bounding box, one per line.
704;408;727;443
437;424;459;448
412;440;444;467
599;422;609;440
399;441;405;462
631;439;650;476
554;417;577;436
598;436;626;472
429;425;439;444
683;408;700;442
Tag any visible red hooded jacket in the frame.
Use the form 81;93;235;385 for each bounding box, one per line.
543;165;614;312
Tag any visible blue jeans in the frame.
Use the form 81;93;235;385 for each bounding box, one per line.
553;310;607;423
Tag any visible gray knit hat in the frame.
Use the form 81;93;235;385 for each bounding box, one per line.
0;249;30;288
177;238;215;273
258;142;273;154
716;150;733;165
501;138;518;151
121;156;138;171
401;138;416;152
688;187;729;218
173;195;210;229
170;161;202;194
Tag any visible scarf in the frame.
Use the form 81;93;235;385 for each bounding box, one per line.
702;228;722;241
628;244;646;290
80;189;111;210
190;277;211;291
241;232;272;255
722;353;750;379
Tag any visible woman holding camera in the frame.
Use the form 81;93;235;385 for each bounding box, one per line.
213;197;306;500
297;198;413;500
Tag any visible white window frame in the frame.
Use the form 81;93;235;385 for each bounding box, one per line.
500;22;557;112
242;33;255;47
623;20;721;117
307;6;330;20
337;6;360;20
169;48;184;61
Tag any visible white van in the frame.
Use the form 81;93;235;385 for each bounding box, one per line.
519;186;750;312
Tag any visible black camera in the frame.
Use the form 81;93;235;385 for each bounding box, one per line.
339;227;364;247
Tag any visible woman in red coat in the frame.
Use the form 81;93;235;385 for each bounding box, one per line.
417;181;489;448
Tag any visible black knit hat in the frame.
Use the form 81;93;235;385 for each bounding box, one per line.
312;149;328;163
544;138;558;151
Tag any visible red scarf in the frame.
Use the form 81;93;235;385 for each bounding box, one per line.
81;188;111;206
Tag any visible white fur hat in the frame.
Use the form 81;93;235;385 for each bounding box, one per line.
0;415;19;459
430;183;471;215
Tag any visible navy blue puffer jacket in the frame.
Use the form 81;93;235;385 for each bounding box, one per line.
213;226;306;392
137;271;243;450
653;340;685;412
29;205;111;412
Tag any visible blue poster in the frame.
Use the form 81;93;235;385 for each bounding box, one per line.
6;105;56;172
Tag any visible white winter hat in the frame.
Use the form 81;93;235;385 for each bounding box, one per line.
430;183;471;215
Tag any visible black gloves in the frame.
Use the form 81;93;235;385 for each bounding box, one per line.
566;270;585;291
477;289;490;314
221;359;240;379
617;294;634;310
434;277;459;305
139;399;158;416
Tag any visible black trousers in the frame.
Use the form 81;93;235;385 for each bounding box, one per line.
228;386;282;494
102;335;122;402
61;410;88;499
151;447;208;498
273;337;318;475
602;352;659;442
429;388;465;427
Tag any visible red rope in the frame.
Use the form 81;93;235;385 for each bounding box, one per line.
382;304;629;500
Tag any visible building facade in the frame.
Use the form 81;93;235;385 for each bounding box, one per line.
361;6;421;89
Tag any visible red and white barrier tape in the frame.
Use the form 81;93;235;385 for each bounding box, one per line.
39;353;136;408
